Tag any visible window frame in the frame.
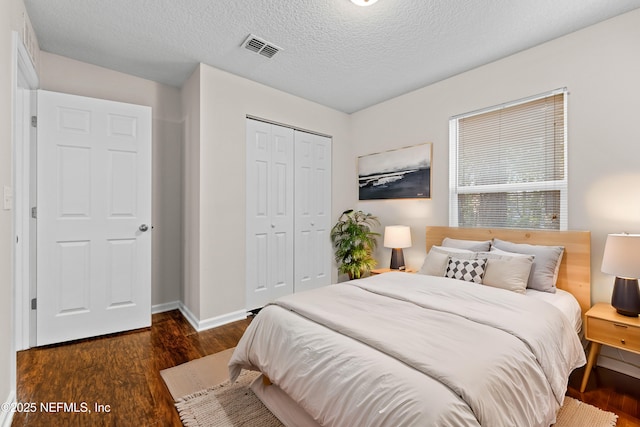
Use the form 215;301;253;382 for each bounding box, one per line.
449;88;568;230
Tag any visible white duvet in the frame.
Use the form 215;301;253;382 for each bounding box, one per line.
229;273;586;427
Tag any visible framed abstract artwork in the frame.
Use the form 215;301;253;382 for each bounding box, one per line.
358;143;432;200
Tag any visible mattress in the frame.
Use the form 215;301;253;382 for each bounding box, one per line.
230;273;586;427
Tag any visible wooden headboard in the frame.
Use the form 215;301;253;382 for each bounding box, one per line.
425;227;591;316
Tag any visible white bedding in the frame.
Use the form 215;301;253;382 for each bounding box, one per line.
229;273;586;427
526;288;583;334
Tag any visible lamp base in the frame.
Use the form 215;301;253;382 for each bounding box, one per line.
389;248;405;270
611;277;640;317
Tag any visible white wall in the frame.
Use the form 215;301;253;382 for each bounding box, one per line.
351;9;640;374
38;52;184;308
186;64;353;322
1;0;39;420
181;66;201;319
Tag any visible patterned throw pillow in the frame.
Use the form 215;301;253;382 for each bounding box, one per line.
445;257;487;283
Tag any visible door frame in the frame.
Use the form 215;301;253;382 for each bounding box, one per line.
12;31;39;356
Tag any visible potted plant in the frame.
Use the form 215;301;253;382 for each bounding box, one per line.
330;209;380;279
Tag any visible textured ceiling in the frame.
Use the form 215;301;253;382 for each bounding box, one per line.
24;0;640;113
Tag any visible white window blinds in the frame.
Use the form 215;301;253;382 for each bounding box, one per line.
449;89;567;230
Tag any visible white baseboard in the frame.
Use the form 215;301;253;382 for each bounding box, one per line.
151;300;180;314
178;302;247;332
1;391;15;427
598;346;640;379
177;302;200;330
197;309;247;331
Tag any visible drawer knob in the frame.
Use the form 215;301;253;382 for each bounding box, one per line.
621;339;626;345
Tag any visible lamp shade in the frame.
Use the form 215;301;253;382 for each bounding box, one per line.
601;234;640;279
384;226;412;249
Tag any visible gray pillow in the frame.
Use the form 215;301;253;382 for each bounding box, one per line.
482;256;534;294
442;237;492;252
491;239;564;293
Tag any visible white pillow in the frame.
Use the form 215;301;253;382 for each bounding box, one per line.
483;248;533;259
442;237;491;252
491;239;564;293
482;256;534;294
418;246;476;276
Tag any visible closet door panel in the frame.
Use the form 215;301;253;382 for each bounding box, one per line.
268;125;295;301
295;131;332;293
246;119;294;310
312;135;332;288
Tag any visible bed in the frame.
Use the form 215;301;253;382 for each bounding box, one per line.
229;227;591;427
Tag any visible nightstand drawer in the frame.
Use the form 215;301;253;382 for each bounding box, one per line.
587;316;640;353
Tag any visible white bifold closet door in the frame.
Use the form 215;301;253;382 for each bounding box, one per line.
246;120;295;311
246;119;331;311
294;130;332;293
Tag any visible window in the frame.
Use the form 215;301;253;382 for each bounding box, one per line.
449;89;567;230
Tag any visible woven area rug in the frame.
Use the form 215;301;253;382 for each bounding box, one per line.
161;349;618;427
161;348;235;400
554;397;617;427
175;370;283;427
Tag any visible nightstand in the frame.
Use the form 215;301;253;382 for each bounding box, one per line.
370;268;416;275
580;302;640;392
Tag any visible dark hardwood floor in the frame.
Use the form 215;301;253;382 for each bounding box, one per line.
568;364;640;427
13;310;251;427
12;309;640;426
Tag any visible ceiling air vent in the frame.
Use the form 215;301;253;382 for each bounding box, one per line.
242;34;282;59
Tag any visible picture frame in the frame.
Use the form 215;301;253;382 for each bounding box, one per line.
358;143;432;200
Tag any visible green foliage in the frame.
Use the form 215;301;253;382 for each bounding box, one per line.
330;209;380;279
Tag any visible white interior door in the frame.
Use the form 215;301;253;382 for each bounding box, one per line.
294;131;332;292
246;119;294;310
36;90;152;346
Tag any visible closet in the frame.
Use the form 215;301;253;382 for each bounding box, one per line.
246;118;332;310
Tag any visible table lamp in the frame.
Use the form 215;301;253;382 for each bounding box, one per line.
601;233;640;317
384;225;412;270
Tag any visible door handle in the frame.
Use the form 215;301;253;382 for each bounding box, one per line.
139;224;149;232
